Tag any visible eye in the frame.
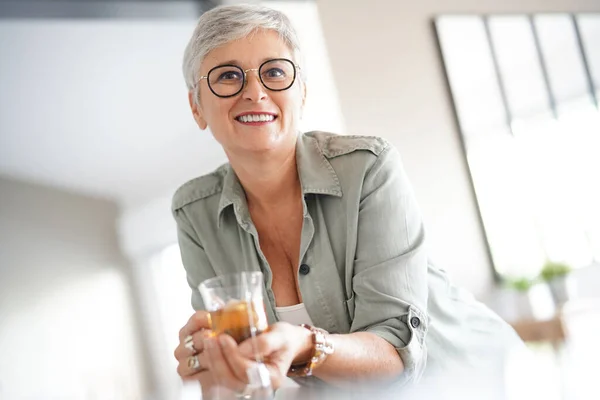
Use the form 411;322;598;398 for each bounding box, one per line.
217;70;243;82
262;68;286;79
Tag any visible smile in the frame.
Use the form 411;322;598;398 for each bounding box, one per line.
235;113;277;124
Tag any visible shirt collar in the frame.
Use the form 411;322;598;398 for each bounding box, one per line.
296;132;342;197
217;164;249;228
217;133;342;227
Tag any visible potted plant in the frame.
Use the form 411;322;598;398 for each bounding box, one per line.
539;261;575;307
504;276;536;320
507;277;535;292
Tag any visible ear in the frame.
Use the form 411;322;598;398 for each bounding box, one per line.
301;81;307;108
188;90;208;130
300;81;307;118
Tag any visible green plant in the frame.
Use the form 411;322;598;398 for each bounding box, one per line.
539;261;572;282
505;277;535;292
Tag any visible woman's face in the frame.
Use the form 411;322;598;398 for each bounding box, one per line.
190;30;306;156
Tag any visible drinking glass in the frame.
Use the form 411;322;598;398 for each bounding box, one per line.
198;272;273;399
198;271;269;344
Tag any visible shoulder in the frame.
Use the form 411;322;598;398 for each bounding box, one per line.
172;163;229;212
304;131;390;159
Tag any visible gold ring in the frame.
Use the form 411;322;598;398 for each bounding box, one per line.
184;335;197;353
187;355;201;371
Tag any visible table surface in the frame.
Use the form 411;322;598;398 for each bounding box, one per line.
510;315;565;343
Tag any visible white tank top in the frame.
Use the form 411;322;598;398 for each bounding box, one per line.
275;303;314;326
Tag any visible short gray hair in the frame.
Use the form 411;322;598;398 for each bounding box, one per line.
182;4;303;94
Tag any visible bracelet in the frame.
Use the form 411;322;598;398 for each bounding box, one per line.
287;324;334;377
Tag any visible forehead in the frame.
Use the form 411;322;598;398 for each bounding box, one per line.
201;30;294;72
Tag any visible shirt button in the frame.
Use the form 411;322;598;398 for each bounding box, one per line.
410;316;421;329
299;264;311;276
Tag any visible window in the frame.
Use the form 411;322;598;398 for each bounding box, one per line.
435;14;600;279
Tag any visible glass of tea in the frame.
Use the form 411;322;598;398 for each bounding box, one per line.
198;272;274;399
198;271;269;344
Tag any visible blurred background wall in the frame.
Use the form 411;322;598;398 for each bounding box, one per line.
0;177;150;398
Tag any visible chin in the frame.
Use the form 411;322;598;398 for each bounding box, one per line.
239;127;286;143
241;140;283;153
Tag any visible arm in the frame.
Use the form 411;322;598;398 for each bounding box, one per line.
303;330;404;383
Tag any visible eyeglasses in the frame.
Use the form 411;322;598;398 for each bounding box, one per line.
197;58;300;98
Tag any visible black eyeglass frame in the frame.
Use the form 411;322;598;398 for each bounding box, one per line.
196;58;300;98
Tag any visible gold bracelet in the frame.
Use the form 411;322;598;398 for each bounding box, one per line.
288;324;335;377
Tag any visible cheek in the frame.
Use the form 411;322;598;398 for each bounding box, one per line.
278;92;303;119
205;101;234;126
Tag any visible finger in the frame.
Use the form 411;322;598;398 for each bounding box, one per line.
205;336;247;392
174;343;187;363
190;329;213;353
197;350;210;373
181;369;212;384
174;337;197;361
238;325;287;359
177;354;208;378
174;329;213;360
179;311;211;341
219;334;254;383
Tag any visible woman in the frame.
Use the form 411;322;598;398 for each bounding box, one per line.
172;4;522;398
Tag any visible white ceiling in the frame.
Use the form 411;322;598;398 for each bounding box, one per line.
0;18;227;208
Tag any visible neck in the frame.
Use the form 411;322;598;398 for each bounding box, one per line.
227;145;302;211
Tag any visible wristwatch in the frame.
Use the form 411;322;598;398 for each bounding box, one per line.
287;324;335;377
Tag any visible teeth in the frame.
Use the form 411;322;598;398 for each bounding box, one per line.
238;114;275;123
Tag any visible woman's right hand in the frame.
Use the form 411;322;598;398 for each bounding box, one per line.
174;311;269;397
174;311;214;389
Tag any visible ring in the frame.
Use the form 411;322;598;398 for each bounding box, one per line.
184;335;197;353
187;355;201;371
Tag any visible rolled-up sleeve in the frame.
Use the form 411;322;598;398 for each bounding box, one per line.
172;208;216;311
350;144;429;382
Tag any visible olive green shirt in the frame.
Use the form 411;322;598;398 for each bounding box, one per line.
172;132;523;385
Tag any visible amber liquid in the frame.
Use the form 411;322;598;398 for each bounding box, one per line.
209;300;268;344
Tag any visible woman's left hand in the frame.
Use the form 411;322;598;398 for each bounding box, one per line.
198;322;313;391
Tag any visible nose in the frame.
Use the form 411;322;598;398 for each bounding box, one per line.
242;71;268;102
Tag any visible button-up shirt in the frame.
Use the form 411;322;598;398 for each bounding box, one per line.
172;131;523;386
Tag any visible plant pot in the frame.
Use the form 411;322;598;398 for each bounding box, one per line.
507;284;554;320
514;291;535;320
548;275;577;307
